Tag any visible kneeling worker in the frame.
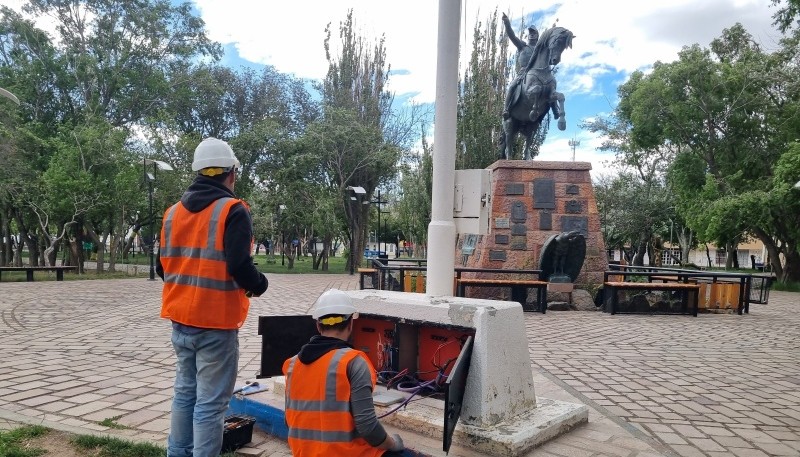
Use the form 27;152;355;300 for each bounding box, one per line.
283;289;406;456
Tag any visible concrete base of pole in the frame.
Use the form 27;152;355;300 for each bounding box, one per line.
426;220;456;296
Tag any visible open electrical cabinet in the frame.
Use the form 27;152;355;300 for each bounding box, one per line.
257;314;475;452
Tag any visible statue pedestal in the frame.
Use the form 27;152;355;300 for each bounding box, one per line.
457;160;608;288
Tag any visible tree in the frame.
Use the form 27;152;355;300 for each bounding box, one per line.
318;10;406;271
612;24;800;280
0;0;220;270
457;9;510;169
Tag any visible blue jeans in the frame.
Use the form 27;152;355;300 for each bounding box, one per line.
167;324;239;457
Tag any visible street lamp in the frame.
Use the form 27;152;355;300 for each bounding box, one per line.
143;158;173;281
347;186;366;275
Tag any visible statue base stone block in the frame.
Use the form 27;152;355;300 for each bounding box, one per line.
457;160;608;288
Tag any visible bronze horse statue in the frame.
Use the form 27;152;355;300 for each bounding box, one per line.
500;26;575;160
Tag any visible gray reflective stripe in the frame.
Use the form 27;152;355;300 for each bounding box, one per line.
288;427;357;442
159;246;226;261
163;273;238;291
325;348;350;400
161;204;180;251
161;198;234;260
206;198;234;252
285;357;297;412
285;397;351;412
285;348;353;413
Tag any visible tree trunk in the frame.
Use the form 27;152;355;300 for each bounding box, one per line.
781;250;800;282
752;229;783;279
632;235;647;266
84;224;104;273
1;208;9;266
705;244;713;268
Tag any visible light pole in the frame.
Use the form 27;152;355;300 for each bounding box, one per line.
568;138;580;162
370;189;388;255
143;159;173;281
347;186;366;275
277;204;286;266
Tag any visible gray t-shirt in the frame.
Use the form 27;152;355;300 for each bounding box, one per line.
347;355;388;447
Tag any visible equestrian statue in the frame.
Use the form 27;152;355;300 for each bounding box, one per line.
500;14;575;160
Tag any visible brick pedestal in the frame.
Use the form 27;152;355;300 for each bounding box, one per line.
456;160;608;286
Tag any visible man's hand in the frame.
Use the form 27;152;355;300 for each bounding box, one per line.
389;434;404;452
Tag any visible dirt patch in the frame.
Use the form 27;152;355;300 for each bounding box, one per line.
23;430;86;457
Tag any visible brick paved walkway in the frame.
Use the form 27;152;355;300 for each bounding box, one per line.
0;276;797;456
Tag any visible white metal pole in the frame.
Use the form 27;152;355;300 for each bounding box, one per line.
426;0;461;296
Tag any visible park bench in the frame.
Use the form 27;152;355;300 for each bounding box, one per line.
0;265;78;282
603;281;700;316
358;268;378;290
456;278;549;314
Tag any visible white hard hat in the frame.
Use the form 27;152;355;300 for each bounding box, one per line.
310;289;359;320
191;137;241;171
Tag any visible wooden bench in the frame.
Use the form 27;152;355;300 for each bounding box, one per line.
0;265;78;282
357;268;378;290
603;281;700;316
456;279;549;314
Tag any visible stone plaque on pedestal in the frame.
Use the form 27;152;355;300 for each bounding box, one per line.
495;234;509;245
495;218;510;229
505;183;524;195
561;216;589;237
539;211;552;230
565;200;582;214
533;179;555;209
511;201;527;223
489;250;507;261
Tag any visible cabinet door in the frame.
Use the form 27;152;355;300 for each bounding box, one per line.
257;315;317;378
443;336;473;453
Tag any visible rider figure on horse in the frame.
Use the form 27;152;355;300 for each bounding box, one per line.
501;12;538;121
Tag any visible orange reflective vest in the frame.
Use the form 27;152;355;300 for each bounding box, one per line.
282;348;384;457
159;197;251;329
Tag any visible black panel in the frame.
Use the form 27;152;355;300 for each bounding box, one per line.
566;184;580;195
565;200;582;214
444;336;473;453
495;234;509;244
539;211;552;230
511;223;527;235
561;216;589;238
505;183;524;195
511;201;527;223
257;315;318;378
511;236;527;250
533;179;555;209
489;250;507;261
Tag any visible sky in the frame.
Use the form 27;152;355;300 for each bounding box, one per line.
191;0;782;178
5;0;783;178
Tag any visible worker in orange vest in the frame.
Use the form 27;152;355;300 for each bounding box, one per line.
157;137;268;457
283;289;405;457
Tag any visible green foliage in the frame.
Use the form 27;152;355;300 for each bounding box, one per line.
457;9;510;169
72;434;165;457
0;425;47;457
607;22;800;279
98;416;129;430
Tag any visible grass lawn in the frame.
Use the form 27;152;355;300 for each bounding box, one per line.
0;424;239;457
253;253;350;275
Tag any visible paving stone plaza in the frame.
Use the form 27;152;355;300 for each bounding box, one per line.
0;275;798;456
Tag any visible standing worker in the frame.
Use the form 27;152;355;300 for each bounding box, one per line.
157;137;268;457
283;289;405;456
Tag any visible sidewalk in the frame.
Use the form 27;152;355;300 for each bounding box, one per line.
0;276;798;456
